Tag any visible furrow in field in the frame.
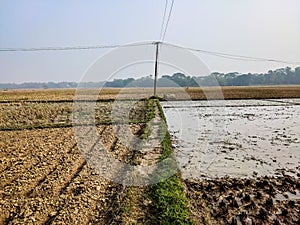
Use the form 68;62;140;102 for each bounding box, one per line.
58;160;87;196
0;197;66;225
27;126;100;198
100;124;143;164
56;126;107;196
1;130;75;199
46;165;98;225
0;127;101;225
25;143;81;198
58;123;141;224
0;128;73;188
44;165;121;225
113;124;143;164
2;163;89;225
0;129;64;173
100;125;117;150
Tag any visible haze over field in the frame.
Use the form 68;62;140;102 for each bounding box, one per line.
0;0;300;83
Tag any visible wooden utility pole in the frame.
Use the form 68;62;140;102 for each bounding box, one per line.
153;42;159;97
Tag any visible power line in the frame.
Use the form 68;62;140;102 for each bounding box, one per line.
0;41;299;65
0;42;151;52
159;0;168;40
163;42;300;65
161;0;175;41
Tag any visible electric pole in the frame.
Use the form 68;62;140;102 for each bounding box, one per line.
153;42;160;97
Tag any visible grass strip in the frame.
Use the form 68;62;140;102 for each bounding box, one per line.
147;98;193;225
149;174;192;225
140;99;155;140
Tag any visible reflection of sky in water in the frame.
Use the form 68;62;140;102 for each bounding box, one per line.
161;99;300;179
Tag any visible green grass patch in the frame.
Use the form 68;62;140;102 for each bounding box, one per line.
147;100;193;225
148;99;155;120
149;174;192;225
140;99;155;140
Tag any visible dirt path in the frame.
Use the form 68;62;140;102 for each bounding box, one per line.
119;100;165;224
138;101;165;165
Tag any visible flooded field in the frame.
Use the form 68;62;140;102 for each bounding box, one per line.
161;99;300;179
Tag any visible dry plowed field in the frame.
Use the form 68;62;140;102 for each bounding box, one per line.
0;96;157;224
0;124;147;224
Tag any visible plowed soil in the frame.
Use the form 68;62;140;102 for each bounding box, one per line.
0;97;154;224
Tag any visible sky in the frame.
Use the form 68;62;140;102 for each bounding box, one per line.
0;0;300;83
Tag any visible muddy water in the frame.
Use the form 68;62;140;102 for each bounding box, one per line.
161;99;300;179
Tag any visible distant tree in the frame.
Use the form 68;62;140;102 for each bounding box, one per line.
158;76;174;87
232;74;252;86
273;68;286;84
294;67;300;84
171;73;188;86
224;72;239;86
134;76;153;87
186;76;198;87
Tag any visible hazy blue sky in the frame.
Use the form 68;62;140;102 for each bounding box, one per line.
0;0;300;83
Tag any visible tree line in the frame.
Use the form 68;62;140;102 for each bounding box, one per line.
105;66;300;87
1;66;299;89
